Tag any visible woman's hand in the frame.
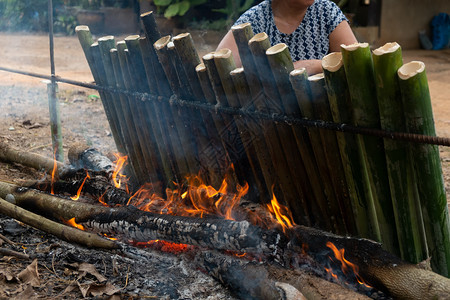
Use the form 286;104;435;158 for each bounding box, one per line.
293;59;323;75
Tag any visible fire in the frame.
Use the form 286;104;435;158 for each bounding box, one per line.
326;241;372;288
112;153;128;189
71;170;90;200
65;217;85;230
50;151;58;195
133;240;190;254
266;191;295;233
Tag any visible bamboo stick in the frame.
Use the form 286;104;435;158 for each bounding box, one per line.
289;68;347;233
398;60;450;277
321;52;379;241
213;49;267;201
373;43;426;264
247;34;314;227
47;81;64;162
341;42;399;254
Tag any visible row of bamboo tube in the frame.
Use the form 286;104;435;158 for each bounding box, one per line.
75;12;449;277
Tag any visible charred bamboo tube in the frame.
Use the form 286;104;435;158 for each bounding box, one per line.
308;73;355;235
341;42;399;254
373;43;426;264
137;38;178;185
321;52;379;241
75;27;125;155
248;34;314;227
125;36;187;183
289;68;347;234
398;61;450;277
47;81;63;162
172;33;225;187
153;36;196;176
213;49;267;201
109;49;152;184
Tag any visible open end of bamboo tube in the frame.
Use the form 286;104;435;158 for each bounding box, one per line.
75;25;89;32
308;73;325;81
125;35;140;42
214;48;232;59
195;63;206;72
154;35;171;50
203;52;215;61
167;41;175;50
230;67;244;75
397;61;425;80
140;11;154;18
92;42;99;47
249;32;268;43
290;68;307;77
173;32;190;40
231;22;251;31
341;42;369;51
372;42;400;56
321;52;343;72
98;35;115;42
266;43;288;55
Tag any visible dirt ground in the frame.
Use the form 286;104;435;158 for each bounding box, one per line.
0;31;449;299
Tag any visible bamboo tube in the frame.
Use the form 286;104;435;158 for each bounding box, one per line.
110;48;154;185
154;36;199;176
247;34;315;227
47;81;63;162
373;43;426;264
308;73;355;235
89;41;127;155
172;33;225;187
266;43;337;229
75;27;125;155
321;52;379;241
213;49;267;200
398;61;450;277
341;42;399;254
289;68;347;233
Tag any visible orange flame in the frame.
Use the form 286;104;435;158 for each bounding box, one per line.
71;170;90;200
326;242;372;288
112;153;128;189
50;150;58;195
65;217;85;230
133;240;190;253
267;192;295;233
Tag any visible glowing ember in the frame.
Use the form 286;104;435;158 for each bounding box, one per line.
326;242;372;288
112;153;128;189
267;192;295;233
133;240;190;253
71;170;90;200
65;217;85;230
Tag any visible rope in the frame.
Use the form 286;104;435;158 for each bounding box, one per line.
1;66;449;147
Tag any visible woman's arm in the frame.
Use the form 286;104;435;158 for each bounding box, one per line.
216;30;242;67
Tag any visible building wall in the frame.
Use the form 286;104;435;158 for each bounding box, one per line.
379;0;450;49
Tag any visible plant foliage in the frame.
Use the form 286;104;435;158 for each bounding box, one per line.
153;0;207;19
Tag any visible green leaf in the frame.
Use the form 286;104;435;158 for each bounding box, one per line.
164;3;180;18
240;0;255;13
178;1;190;16
154;0;172;7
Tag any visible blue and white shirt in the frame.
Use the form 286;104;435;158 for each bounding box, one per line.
233;0;347;61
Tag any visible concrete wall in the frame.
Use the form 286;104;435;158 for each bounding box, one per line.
379;0;450;49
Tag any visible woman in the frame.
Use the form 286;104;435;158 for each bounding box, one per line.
217;0;357;74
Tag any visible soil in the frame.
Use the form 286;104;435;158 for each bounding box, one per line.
0;30;449;299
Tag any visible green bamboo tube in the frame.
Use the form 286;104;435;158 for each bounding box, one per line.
308;73;355;235
289;68;347;233
116;41;173;187
341;42;399;254
248;34;315;227
373;43;426;264
89;41;126;155
213;49;267;200
321;52;379;241
265;43;331;229
75;27;124;155
154;36;198;176
123;37;181;183
110;48;153;185
398;61;450;277
202;51;249;188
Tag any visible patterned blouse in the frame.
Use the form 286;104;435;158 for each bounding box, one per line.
233;0;347;61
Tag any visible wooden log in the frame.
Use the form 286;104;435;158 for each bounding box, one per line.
341;42;399;255
321;52;380;241
373;43;427;264
67;143;114;173
0;196;119;249
248;33;314;227
398;60;450;277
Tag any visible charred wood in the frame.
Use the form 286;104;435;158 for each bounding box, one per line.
67;143;115;174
